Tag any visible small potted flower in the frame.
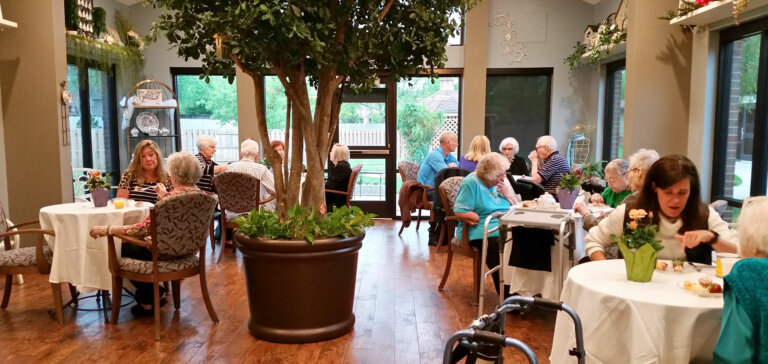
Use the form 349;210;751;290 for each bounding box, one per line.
85;170;111;207
556;170;583;209
611;209;664;282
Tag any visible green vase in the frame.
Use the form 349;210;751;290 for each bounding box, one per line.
617;241;658;282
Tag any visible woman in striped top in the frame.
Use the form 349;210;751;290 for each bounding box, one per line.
116;140;173;203
195;135;228;193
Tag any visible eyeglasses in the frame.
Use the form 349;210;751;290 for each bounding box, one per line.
502;147;515;151
535;145;546;150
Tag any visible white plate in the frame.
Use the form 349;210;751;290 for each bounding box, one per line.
136;112;159;133
677;281;723;298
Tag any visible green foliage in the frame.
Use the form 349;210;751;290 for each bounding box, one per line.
611;210;664;251
558;171;584;190
260;158;272;169
176;75;238;125
66;33;144;85
564;41;587;70
396;78;445;163
85;171;112;191
734;174;742;186
235;203;376;244
658;0;703;33
740;35;760;99
581;160;605;179
565;23;626;70
64;0;79;31
93;7;107;36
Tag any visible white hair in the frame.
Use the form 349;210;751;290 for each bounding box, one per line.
475;153;510;183
536;135;557;151
240;139;260;160
499;137;519;155
737;199;768;257
628;149;660;171
605;159;629;175
167;151;203;185
196;135;216;152
330;144;350;163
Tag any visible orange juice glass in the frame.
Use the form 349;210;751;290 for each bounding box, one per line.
113;198;125;209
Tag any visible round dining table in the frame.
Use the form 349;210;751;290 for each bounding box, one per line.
550;259;724;364
39;201;150;293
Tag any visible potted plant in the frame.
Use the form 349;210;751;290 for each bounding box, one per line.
146;0;473;342
611;209;664;282
85;170;111;207
556;170;583;209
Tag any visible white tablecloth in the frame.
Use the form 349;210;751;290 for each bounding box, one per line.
550;260;723;364
39;202;150;292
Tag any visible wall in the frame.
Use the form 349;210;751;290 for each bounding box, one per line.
485;0;596;156
0;0;70;226
0;88;7;211
93;0;130;30
461;0;488;152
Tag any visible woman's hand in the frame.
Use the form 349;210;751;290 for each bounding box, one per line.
90;226;107;239
674;230;715;252
456;211;480;226
573;201;588;217
590;193;605;205
154;183;168;200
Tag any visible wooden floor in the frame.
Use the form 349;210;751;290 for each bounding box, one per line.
0;220;556;363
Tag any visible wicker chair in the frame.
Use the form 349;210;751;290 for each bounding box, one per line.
436;176;481;305
106;192;218;340
0;200;62;322
326;164;363;208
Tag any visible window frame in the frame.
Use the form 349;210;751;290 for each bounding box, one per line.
712;17;768;207
602;59;626;162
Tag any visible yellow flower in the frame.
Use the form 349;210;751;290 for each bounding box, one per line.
628;209;647;220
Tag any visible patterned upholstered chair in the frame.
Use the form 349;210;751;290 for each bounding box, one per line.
326;164;363;208
436;176;482;305
106;193;218;340
213;172;276;261
397;160;433;235
0;200;63;323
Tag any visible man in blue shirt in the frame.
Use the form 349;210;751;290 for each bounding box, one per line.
417;132;458;245
528;135;570;192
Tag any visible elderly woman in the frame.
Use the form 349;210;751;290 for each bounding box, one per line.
459;136;491;172
90;152;203;316
499;137;529;176
116;140;173;203
585;155;737;264
714;199;768;363
591;159;631;208
195;135;228;193
455;153;518;294
325;144;352;210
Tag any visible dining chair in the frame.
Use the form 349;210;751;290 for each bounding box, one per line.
213;172;276;262
326;164;363;208
397;161;433;235
511;178;546;201
0;201;63;323
106;192;218;340
436;176;482;305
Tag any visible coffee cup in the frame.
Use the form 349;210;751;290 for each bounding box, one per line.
716;252;739;277
721;257;740;277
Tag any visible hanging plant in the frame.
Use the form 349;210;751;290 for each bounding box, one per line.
66;33;144;86
565;22;626;70
93;7;106;37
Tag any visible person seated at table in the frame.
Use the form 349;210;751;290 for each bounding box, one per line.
116;140;173;204
458;135;491;172
499;137;529;176
590;159;631;208
195;135;228;193
527;135;569;192
585;154;737;264
418;132;459;194
90;151;203;316
454;153;518;294
575;149;659;231
228;139;276;211
325;143;352;210
714;199;768;363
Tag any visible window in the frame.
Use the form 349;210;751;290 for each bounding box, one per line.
172;68;239;164
603;60;626;161
485;68;552;166
447;10;463;46
713;18;768;211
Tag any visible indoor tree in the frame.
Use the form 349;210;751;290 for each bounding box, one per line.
146;0;474;218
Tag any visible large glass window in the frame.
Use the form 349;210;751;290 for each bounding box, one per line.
603;60;626;161
172;69;239;164
714;19;768;213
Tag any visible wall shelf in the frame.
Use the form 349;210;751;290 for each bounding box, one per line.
670;0;768;26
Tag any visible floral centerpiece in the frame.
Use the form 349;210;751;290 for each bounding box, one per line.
611;209;664;282
85;170;111;207
556;170;583;209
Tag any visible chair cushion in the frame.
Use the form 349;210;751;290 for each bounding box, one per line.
119;255;199;275
0;246;53;267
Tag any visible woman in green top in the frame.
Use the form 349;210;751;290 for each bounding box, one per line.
714;199;768;363
591;158;632;208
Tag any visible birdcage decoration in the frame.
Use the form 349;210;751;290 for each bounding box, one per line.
122;80;181;159
566;124;596;166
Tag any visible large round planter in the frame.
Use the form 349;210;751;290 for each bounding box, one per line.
234;232;364;343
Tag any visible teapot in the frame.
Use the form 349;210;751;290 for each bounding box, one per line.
535;192;557;210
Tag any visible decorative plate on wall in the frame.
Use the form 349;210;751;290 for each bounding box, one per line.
136;112;159;134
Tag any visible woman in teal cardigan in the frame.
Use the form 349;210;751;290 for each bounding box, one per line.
714;199;768;363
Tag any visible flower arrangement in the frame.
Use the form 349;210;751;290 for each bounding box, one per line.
611;209;664;282
85;170;111;191
558;170;584;191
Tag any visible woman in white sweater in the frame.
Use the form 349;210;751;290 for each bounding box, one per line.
585;155;737;263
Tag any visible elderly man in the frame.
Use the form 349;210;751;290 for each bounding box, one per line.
528;135;570;192
228;139;277;211
417;132;458;245
195;135;228;193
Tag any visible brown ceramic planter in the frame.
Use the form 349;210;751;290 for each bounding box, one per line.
234;231;364;343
